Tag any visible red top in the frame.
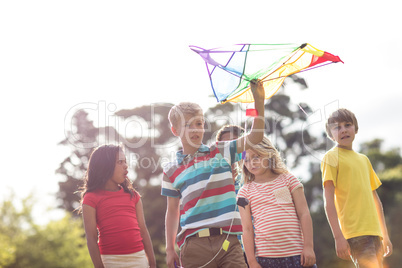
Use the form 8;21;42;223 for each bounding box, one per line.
83;188;144;255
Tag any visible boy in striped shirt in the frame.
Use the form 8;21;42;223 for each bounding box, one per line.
162;80;265;268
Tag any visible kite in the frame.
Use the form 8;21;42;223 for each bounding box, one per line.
189;43;343;104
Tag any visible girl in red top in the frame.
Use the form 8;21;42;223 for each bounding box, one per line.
80;144;156;268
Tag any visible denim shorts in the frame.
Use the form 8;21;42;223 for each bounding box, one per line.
347;235;383;268
256;255;317;268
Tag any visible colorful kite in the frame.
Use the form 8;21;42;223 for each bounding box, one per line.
190;43;343;104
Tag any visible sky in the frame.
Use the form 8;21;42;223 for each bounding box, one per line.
1;0;401;224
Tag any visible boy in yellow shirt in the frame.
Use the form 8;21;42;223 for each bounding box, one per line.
321;108;392;267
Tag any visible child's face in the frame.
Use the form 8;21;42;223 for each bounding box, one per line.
244;149;270;179
109;150;128;185
174;113;205;148
219;132;239;141
329;121;357;150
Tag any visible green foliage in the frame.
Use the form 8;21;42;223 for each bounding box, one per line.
0;233;16;268
0;193;92;268
364;140;402;267
11;215;92;268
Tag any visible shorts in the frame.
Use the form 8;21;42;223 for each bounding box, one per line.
101;250;149;268
348;235;383;268
180;233;247;268
256;255;317;268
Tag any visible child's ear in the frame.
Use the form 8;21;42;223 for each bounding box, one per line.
171;126;179;137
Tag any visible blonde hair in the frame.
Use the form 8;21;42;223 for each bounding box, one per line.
168;102;203;129
325;108;359;139
242;136;288;183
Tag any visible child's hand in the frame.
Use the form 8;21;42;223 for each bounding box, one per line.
250;79;265;102
300;246;316;267
334;236;351;260
166;248;180;268
383;236;393;257
247;259;262;268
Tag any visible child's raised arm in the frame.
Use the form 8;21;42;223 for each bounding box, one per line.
236;80;265;154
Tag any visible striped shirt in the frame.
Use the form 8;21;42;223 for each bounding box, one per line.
161;142;242;248
237;173;304;258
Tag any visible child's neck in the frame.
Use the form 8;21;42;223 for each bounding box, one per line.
337;144;354;151
254;169;279;183
182;144;201;155
103;184;120;192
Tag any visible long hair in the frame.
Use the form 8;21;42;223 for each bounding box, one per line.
242;136;288;184
78;144;135;213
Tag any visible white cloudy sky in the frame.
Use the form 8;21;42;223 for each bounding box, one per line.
1;0;401;224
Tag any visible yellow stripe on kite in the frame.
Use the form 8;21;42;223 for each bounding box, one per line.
301;43;324;57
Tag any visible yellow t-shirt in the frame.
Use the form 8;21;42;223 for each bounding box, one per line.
321;147;382;239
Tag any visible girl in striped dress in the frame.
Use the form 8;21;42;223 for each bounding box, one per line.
238;136;317;268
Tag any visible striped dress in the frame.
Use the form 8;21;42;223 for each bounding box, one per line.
161;142;243;248
237;173;304;258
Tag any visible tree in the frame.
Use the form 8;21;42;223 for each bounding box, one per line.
360;139;402;267
0;192;92;268
57;109;124;213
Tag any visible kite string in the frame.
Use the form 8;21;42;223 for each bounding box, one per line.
297;103;309;117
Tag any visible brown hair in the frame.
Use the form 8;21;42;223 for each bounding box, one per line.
78;144;136;213
216;125;245;141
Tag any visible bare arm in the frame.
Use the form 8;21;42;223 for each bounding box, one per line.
292;187;316;267
236;80;265;154
323;181;350;260
372;190;393;257
239;203;261;268
82;204;104;268
136;198;156;268
165;196;180;268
